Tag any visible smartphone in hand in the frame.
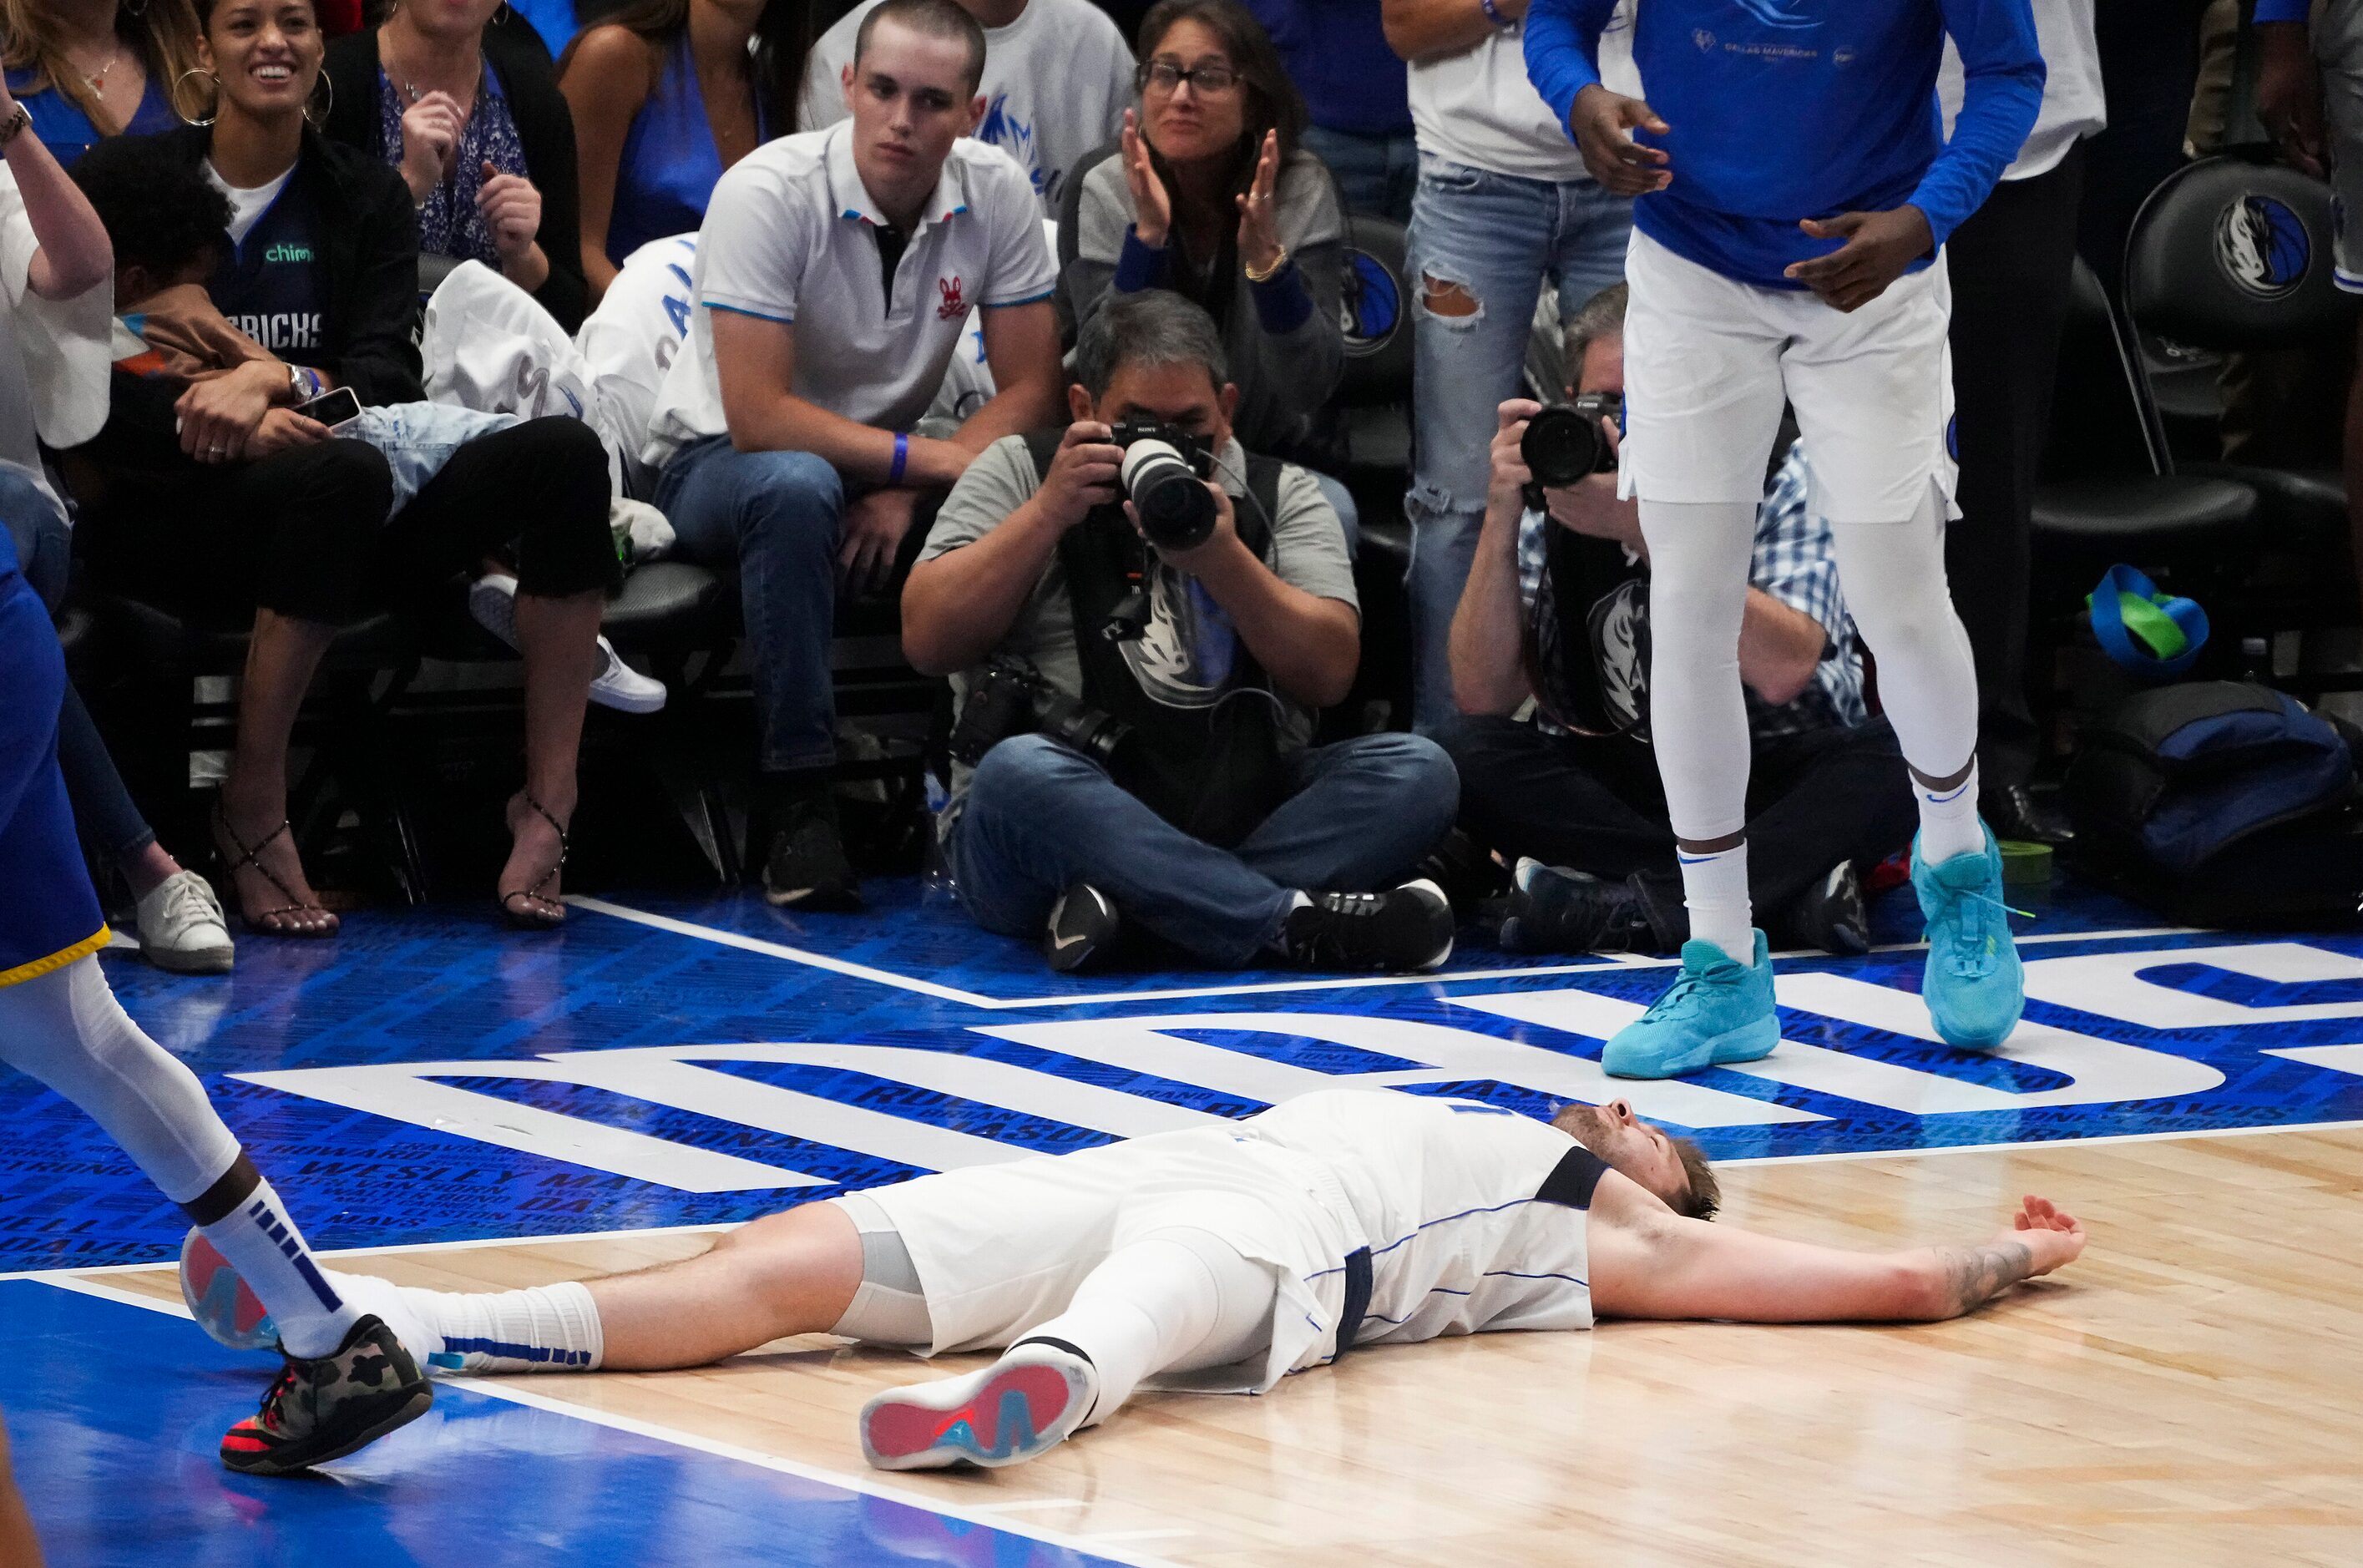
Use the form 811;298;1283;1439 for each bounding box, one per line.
294;386;362;429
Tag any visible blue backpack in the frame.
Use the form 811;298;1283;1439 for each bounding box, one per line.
2067;682;2363;923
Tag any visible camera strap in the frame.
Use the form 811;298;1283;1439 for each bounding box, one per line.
1024;429;1292;848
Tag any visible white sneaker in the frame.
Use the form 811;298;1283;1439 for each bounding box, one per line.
858;1340;1098;1470
467;572;667;715
134;868;234;974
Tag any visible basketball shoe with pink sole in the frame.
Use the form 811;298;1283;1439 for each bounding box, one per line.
859;1340;1098;1470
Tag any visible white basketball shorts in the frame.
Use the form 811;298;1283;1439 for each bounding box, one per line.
1617;229;1961;525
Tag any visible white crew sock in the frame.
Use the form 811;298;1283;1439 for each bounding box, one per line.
324;1272;605;1373
1016;1230;1274;1426
1676;840;1754;964
199;1178;362;1359
1914;761;1986;865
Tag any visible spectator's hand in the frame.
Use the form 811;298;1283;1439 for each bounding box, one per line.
1038;420;1124;529
398;89;465;203
1785;206;1933;312
174;362;281;463
1121;109;1173;249
1234;129;1283;277
243;408;332;459
1569;83;1671;196
841;486;919;595
2257;23;2328;179
1487;397;1541;513
477;163;543;266
1131;479;1237;576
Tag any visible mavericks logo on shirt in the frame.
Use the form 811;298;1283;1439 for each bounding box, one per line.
231;313;325;353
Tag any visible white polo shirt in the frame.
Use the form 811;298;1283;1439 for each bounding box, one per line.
640;123;1058;470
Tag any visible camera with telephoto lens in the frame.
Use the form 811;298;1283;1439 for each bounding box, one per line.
1110;419;1219;552
949;657;1134;769
1520;392;1624;496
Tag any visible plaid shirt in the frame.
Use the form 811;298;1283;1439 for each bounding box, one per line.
1516;440;1865;741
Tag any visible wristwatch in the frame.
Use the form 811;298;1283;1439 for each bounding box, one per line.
286;363;320;402
0;105;31;148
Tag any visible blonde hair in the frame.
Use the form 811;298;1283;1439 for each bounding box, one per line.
2;0;207;129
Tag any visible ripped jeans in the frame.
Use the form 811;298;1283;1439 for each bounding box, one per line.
1403;153;1630;729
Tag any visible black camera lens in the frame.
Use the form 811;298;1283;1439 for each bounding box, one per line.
1521;402;1614;488
1121;440;1218;550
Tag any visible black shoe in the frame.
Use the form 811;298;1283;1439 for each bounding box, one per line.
219;1314;432;1475
1412;829;1509;912
762;815;863;910
1042;883;1120;973
1981;784;2074;847
1780;860;1870;956
1278;880;1455;973
1496;859;1658;955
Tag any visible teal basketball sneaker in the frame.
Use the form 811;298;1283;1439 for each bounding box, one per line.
1601;930;1780;1080
1912;826;2025;1051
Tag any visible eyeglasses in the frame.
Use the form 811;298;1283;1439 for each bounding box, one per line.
1138;59;1239;94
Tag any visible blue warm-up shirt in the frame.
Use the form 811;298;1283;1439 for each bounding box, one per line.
1525;0;2043;289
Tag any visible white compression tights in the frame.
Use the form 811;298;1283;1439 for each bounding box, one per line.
1017;1228;1278;1426
0;956;238;1203
1640;489;1983;945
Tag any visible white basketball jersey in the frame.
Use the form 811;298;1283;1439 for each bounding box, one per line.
1243;1090;1597;1346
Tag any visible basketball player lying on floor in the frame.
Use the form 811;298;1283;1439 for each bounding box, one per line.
183;1089;2085;1471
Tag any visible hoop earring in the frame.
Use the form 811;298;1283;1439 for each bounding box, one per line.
304;68;333;129
175;67;220;128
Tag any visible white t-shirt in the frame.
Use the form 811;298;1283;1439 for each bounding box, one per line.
205;163;296;246
642;124;1058;468
798;0;1134;214
0;167;109;502
1940;0;2106;182
1407;5;1637;183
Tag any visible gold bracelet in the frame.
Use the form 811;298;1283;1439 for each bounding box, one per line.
0;106;29;148
1244;245;1290;284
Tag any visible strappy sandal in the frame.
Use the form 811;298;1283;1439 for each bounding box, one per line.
210;806;339;938
498;792;570;930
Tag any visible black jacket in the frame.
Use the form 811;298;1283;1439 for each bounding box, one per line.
323;19;588;331
144;123;424;406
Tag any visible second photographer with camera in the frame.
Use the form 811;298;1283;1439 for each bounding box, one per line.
1440;283;1915;965
903;290;1460;974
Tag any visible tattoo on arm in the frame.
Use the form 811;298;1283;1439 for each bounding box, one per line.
1935;1241;2035;1316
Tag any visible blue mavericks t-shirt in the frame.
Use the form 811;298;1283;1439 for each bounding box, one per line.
1523;0;2043;289
208;175;331;370
6;69;180;166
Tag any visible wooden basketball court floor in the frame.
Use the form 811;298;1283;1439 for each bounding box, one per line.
8;874;2363;1565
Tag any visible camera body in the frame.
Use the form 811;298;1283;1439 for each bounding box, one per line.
1520;392;1624;493
949;657;1134;769
1110;420;1220;552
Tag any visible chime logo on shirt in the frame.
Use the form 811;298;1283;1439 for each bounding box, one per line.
264;243;315;264
230;313;324;352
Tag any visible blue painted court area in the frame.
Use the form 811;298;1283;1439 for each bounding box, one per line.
3;872;2363;1273
0;1278;1123;1568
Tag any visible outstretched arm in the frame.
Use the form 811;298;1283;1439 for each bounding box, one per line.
1590;1189;2085;1323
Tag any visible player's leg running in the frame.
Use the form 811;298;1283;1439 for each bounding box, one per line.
0;959;428;1473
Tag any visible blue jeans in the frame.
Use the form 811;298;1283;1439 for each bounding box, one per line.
1303;126;1418;225
0;467;155;864
1404;154;1631;730
656;438;845;773
947;731;1460;967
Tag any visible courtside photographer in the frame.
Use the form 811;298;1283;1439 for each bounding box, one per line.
902;288;1459;974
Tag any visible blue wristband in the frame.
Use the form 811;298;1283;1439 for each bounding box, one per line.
890;432;909;484
1478;0;1511;28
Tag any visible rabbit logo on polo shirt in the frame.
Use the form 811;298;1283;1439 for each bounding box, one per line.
938;276;967;321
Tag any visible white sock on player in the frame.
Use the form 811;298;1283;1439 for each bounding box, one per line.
1676;840;1754;964
1017;1229;1274;1425
321;1273;605;1373
1912;759;1986;864
198;1179;362;1359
